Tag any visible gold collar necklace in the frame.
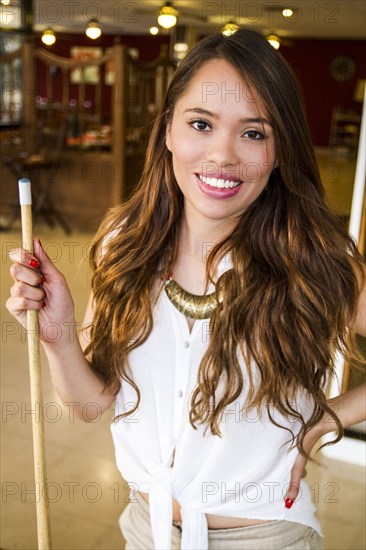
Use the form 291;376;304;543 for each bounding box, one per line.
164;269;220;319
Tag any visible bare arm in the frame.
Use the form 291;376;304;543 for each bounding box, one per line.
319;383;366;435
42;292;115;421
7;240;115;421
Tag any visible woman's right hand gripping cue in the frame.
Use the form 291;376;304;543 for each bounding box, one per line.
6;239;76;344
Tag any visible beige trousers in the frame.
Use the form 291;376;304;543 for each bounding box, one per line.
119;492;324;550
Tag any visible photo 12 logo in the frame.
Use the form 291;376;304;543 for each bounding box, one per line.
201;2;339;24
32;2;139;25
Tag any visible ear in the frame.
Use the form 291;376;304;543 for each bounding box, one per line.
165;122;172;152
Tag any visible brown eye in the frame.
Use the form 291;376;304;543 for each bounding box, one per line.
190;119;210;132
244;130;265;140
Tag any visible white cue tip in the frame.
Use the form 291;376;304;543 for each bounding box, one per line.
18;178;32;205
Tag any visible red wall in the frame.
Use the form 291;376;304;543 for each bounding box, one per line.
277;39;365;146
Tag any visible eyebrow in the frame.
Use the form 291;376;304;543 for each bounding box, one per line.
183;107;272;126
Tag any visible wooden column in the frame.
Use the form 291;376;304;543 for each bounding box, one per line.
112;44;127;204
22;39;37;154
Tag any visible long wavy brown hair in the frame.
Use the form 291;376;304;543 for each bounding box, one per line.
86;30;365;457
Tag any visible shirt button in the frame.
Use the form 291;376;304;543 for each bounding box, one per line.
177;390;183;398
183;340;190;348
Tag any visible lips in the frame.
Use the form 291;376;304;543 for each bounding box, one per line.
196;173;243;189
195;173;243;199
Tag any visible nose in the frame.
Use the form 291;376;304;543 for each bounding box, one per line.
204;131;241;175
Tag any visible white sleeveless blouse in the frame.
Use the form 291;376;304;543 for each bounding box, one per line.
110;253;322;549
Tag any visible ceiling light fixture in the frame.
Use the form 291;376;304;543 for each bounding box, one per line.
282;8;294;17
221;21;240;37
85;19;102;39
41;29;56;46
267;34;281;49
157;2;178;30
1;0;11;5
150;26;159;35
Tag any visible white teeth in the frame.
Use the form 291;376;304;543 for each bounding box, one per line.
198;174;241;189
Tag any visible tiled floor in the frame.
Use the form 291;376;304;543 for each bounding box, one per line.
1;229;126;549
1;149;365;549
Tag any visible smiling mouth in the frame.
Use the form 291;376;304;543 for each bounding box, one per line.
197;174;243;189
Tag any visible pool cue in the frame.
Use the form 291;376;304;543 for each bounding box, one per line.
18;178;52;550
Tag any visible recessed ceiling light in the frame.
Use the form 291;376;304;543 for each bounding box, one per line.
282;8;294;18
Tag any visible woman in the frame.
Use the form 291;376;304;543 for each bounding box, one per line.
7;30;366;550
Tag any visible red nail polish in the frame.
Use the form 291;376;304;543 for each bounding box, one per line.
285;498;294;509
40;276;45;285
42;301;46;308
29;259;39;268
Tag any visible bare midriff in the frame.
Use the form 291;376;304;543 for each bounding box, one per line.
138;492;274;529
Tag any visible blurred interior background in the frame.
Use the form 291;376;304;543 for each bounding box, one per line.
1;1;365;548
